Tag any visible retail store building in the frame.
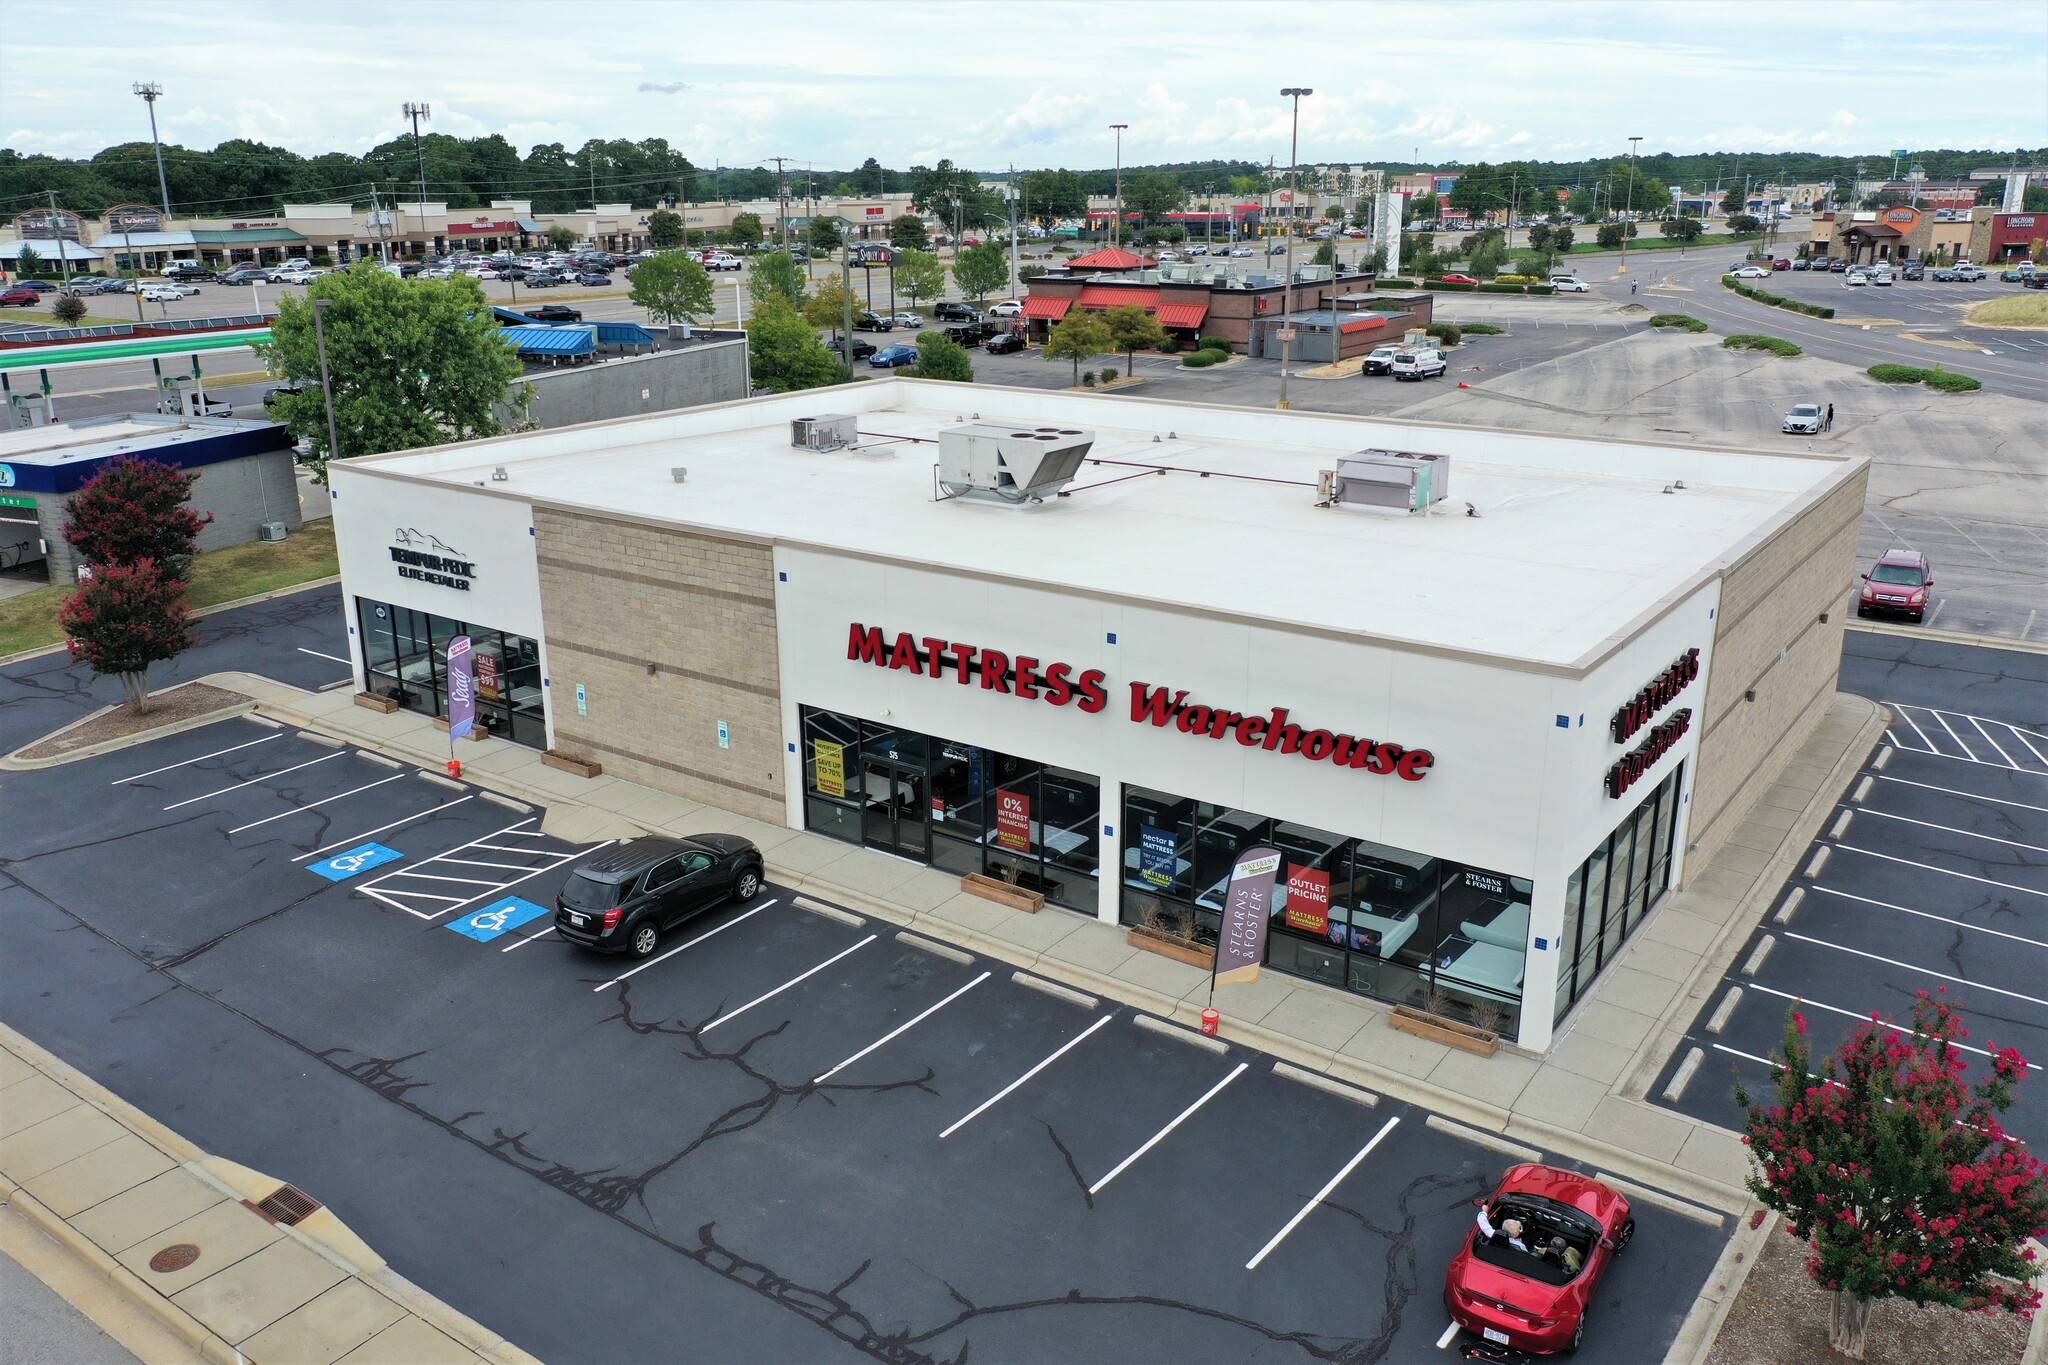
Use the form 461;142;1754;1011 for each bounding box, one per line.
328;383;1865;1052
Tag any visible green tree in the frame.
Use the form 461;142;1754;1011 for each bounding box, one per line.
909;330;975;382
1020;168;1088;220
806;216;845;254
1595;221;1636;250
1566;187;1599;221
746;295;841;393
1101;303;1167;376
952;241;1009;306
1408;191;1440;224
260;265;525;484
647;209;684;249
629;250;716;325
15;243;42;277
803;275;856;331
545;225;578;252
748;249;807;310
1663;215;1704;243
59;560;193;713
1550;224;1575;255
730;211;765;249
1720;186;1747;217
52;295;87;325
1526;223;1552;254
1728;214;1764;234
894;249;946;308
889;214;929;251
1124;171;1188;223
1043;311;1113;385
909;158;982;228
1738;995;2048;1359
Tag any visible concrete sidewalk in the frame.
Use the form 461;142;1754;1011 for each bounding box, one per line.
250;673;1885;1214
0;1026;538;1365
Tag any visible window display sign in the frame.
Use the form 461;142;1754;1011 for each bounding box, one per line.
995;789;1032;851
475;651;502;702
1284;864;1330;934
814;740;846;797
1214;846;1281;986
1139;826;1178;887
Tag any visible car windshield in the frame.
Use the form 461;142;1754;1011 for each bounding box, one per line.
1791;405;1821;418
1871;563;1925;585
558;871;622;910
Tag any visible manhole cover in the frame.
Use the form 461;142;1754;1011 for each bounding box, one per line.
149;1243;200;1273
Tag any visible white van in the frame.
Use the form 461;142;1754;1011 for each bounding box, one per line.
1549;275;1591;292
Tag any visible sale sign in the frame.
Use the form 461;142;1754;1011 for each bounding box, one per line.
1284;864;1331;934
995;789;1031;851
475;651;502;702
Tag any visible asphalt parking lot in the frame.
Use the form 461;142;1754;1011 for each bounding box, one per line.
2;712;1734;1364
1654;636;2048;1149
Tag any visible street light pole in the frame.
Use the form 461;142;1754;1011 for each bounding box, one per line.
1619;135;1642;275
1277;87;1312;411
312;297;343;466
132;83;172;219
403;102;431;257
1110;124;1128;247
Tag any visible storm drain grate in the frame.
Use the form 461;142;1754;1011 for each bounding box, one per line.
253;1183;323;1226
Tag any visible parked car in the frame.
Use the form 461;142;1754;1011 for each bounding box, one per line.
1769;258;1790;270
869;343;918;368
1843;271;1868;287
933;301;980;321
1732;265;1771;279
1902;263;1925;281
1808;257;1830;271
1186;244;1210;256
579;273;612;286
1443;1165;1633;1355
988;300;1023;317
983;331;1026;354
1857;548;1932;623
263;383;304;407
1359;345;1399;376
1790;258;1812;271
59;278;108;296
1953;264;1985;282
1228;246;1254;257
2026;273;2048;290
1390;347;1447;380
139;284;183;303
702;252;743;272
522;272;559;289
1437;273;1480;285
1782;402;1824;435
889;312;925;329
552;835;764;958
1548;276;1590;292
527;304;583;323
831;334;879;360
11;279;57;294
217;265;267;285
0;287;42;307
855;311;894;332
2001;264;2037;282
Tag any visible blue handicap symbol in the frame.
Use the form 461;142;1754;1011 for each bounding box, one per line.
446;896;552;943
308;842;404;882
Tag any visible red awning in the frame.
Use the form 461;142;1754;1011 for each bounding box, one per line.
1021;295;1072;321
1066;246;1153;270
1339;315;1388;333
1076;286;1161;310
1155;302;1209;330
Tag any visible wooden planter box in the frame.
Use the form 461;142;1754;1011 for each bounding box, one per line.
354;691;400;714
961;873;1043;913
541;749;603;778
1388;1004;1499;1057
1127;925;1216;970
433;716;486;742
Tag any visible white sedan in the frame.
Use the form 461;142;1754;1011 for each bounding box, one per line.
988;300;1023;317
1229;246;1255;257
889;312;925;329
139;285;183;303
1732;265;1771;279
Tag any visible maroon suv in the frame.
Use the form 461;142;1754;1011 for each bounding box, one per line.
1857;548;1932;623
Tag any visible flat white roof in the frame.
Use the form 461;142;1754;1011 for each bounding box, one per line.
0;414;272;467
348;379;1861;669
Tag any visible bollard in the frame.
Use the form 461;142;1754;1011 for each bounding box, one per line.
447;759;463;780
1200;1007;1221;1036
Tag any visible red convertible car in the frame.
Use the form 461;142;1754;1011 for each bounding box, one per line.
1444;1164;1634;1354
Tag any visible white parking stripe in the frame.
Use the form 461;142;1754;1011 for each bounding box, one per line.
292;796;474;860
702;936;877;1034
1893;707;1938;752
2008;724;2048;769
1968;717;2022;769
1930;708;1979;760
1852;808;2048;854
362;888;467;907
1872;775;2048;815
1746;982;2042;1070
163;752;346;810
425;857;540;872
1089;1062;1250;1196
114;734;279;783
380;871;505;886
941;1014;1116;1139
501;925;556;952
1782;932;2048;1009
592;901;779;990
225;773;408;834
1810;885;2048;948
1828;842;2048;898
814;972;992;1084
1245;1115;1401;1270
297;647;351;664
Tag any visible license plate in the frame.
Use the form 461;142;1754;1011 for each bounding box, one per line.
569;913;587;927
1483;1328;1511;1345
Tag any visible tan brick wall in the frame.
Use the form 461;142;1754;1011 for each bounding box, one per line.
1687;465;1867;874
533;507;786;824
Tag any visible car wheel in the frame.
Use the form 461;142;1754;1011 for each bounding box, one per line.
1569;1312;1586;1353
735;867;762;902
629;922;660;958
1615;1217;1635;1252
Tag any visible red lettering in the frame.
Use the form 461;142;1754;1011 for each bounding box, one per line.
921;637;948;679
1130;683;1187;726
1396;749;1434;781
1175;705;1211;735
1331;735;1359;766
1300;730;1336;760
848;624;886;664
889;632;921;671
1234;717;1266;747
1208;709;1241;739
1043;662;1075;706
1075;669;1109;713
1262;708;1292;751
1364;743;1399;775
1013;656;1040;699
980;649;1011;692
951;642;976;683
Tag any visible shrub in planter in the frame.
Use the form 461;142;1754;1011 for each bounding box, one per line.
1868;363;1982;392
1427;279;1476;291
1459;322;1504;335
1080;371;1096;387
1926;369;1983;392
1181;348;1225;368
1424;323;1461;347
1648;313;1709;332
1159;336;1181;353
1526;284;1555;295
1723;334;1803;357
1375;277;1417;288
1100;367;1120;384
1477;282;1524;293
1198;334;1232;353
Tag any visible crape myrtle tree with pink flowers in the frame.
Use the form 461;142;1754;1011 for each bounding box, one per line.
1737;989;2048;1358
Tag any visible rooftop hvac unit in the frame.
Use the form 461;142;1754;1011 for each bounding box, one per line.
1326;450;1452;513
259;521;288;543
938;422;1095;504
790;414;858;452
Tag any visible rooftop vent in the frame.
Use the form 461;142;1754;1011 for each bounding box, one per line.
938;423;1095;504
1322;449;1452;514
790;414;858;452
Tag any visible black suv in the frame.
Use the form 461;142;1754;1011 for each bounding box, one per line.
553;835;764;957
527;303;583;323
830;333;879;359
856;311;894;331
934;301;981;321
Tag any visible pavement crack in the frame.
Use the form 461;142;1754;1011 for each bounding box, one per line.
1040;1120;1094;1209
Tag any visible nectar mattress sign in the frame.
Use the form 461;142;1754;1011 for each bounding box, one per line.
845;622;1434;782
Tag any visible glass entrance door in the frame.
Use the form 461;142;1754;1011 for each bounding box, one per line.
861;759;928;859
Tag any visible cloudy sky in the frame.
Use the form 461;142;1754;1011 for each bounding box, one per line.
7;0;2044;170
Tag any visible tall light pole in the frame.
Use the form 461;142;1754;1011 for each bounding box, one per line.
132;83;172;219
1619;135;1642;275
1277;87;1312;411
403;102;431;256
1110;124;1128;247
311;298;343;466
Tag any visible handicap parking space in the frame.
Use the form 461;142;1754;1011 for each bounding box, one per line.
1655;734;2048;1150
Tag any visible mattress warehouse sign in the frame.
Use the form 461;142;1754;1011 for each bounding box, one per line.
1606;647;1699;798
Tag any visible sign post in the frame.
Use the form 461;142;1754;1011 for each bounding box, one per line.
444;634;474;777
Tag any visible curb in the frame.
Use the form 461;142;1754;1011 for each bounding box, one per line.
1845;619;2048;656
1663;1209;1776;1365
2;691;257;770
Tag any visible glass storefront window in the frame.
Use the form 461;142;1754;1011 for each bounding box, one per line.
353;597;545;749
1554;763;1685;1025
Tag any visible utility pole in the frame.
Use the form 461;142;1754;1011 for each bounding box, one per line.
1619;135;1642;275
46;192;73;291
1110;124;1128;247
1007;164;1020;300
771;156;791;252
1277;87;1311;412
403;102;431;256
132;83;172;219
